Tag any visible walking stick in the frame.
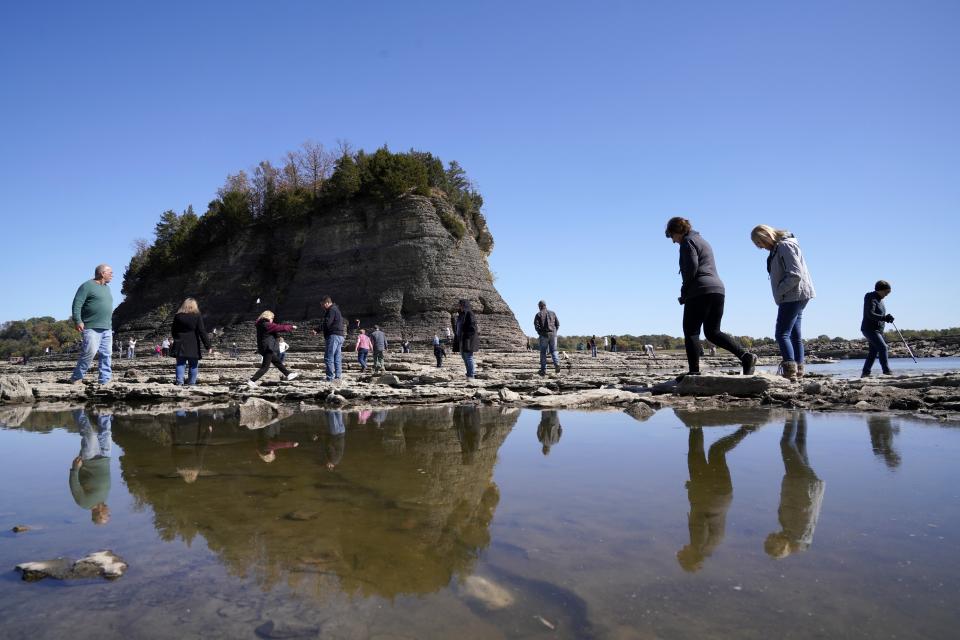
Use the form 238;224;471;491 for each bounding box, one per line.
891;322;918;363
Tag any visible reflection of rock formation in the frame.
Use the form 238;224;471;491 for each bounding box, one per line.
765;412;825;558
114;405;518;599
867;415;901;469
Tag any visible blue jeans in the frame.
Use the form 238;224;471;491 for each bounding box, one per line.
775;299;808;363
325;334;344;380
462;351;475;378
74;410;113;459
175;357;199;385
862;330;891;375
71;328;113;383
591;345;597;357
357;348;369;370
539;334;559;371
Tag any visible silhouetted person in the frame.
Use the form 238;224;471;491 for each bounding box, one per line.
454;405;484;464
867;415;901;469
765;413;825;558
319;410;346;470
69;409;112;525
677;425;756;572
537;410;563;455
170;409;213;483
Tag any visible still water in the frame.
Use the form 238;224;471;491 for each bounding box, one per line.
758;356;960;378
1;405;958;639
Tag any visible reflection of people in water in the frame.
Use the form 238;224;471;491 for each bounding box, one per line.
677;425;756;572
866;415;901;469
319;410;346;470
70;409;112;525
170;410;213;483
765;412;826;558
536;410;563;455
454;405;486;464
255;422;299;463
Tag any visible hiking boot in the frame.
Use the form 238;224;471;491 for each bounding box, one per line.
778;360;798;382
741;352;758;375
676;371;701;382
284;372;300;382
538;369;546;376
796;363;805;378
861;372;871;378
554;363;561;374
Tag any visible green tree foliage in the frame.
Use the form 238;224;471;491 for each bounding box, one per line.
0;317;78;358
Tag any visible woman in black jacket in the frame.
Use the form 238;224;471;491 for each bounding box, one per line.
171;298;212;385
452;299;480;378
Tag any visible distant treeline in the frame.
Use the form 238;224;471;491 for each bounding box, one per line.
0;317;78;358
122;142;488;297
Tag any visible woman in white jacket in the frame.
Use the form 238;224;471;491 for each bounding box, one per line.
752;225;816;380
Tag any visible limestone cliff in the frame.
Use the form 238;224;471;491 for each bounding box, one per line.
114;193;525;350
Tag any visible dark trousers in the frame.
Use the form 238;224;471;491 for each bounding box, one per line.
250;351;291;382
862;330;891;375
682;293;745;373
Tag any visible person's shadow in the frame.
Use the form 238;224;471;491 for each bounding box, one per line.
676;423;757;572
537;410;563;456
765;412;826;558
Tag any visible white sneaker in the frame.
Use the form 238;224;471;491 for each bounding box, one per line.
285;372;300;381
246;380;258;388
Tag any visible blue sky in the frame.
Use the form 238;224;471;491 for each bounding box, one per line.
2;0;957;338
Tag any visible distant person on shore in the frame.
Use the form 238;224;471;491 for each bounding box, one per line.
665;216;757;378
277;336;289;363
69;264;115;385
536;410;563;455
170;297;212;385
444;326;453;345
861;280;895;377
610;336;618;353
453;299;479;378
312;296;345;382
751;224;816;381
534;300;561;376
370;325;388;373
127;337;136;359
433;333;446;367
589;336;597;357
576;342;584;351
161;337;170;357
70;409;112;525
765;413;825;558
248;311;299;387
355;329;372;373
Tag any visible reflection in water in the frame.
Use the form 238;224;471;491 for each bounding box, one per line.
867;415;901;469
69;409;113;525
676;423;757;572
113;405;518;598
765;412;826;558
536;410;563;455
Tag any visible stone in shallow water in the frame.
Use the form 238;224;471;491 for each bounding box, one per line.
15;550;127;581
255;620;321;639
459;575;515;609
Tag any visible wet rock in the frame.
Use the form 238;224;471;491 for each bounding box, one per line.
803;381;823;395
498;387;521;402
459;575;515;609
255;620;322;639
534;387;555;396
0;375;34;404
326;393;347;406
531;388;641;409
124;369;142;380
378;374;401;386
624;402;656;422
15;550;126;581
11;525;30;533
0;404;33;426
238;397;280;429
284;510;320;521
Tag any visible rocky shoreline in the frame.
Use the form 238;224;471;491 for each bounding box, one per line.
2;350;959;425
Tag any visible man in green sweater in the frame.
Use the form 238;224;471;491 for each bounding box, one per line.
70;264;114;384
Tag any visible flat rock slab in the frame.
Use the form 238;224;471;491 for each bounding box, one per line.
0;375;34;404
530;388;642;409
16;550;127;581
676;373;789;397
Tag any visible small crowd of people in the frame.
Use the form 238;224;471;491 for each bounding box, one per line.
66;227;898;388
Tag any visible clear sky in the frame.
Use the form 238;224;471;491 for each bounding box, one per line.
2;0;957;338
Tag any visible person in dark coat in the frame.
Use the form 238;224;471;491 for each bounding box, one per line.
861;280;894;377
171;298;212;385
666;216;757;378
452;299;479;378
248;310;299;387
312;296;345;382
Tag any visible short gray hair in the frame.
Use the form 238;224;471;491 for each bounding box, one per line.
94;264;111;278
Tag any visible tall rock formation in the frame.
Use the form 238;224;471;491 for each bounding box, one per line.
114;193;526;350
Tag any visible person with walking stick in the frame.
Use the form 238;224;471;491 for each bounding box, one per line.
861;280;895;377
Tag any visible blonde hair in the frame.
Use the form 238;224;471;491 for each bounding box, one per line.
177;297;200;315
256;310;275;322
751;224;790;248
